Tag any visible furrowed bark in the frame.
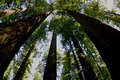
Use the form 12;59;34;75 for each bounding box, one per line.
43;28;57;80
67;10;120;80
0;10;52;79
0;7;33;18
71;34;98;80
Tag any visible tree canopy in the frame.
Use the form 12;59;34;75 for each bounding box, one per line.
0;0;120;80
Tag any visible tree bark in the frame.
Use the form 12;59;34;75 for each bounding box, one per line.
43;28;57;80
71;34;98;80
67;10;120;80
0;7;33;18
0;10;52;79
68;40;83;80
14;39;37;80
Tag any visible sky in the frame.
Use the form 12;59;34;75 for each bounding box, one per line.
27;13;65;80
5;0;119;80
102;0;115;10
28;0;119;80
101;0;120;13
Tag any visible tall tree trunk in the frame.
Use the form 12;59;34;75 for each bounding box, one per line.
67;10;120;80
65;51;71;80
90;54;104;79
71;34;98;80
0;7;33;18
68;40;83;80
43;28;57;80
90;54;102;72
14;39;37;80
67;51;71;80
0;10;52;79
61;51;71;80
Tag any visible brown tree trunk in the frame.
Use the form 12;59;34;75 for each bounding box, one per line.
0;10;52;79
68;40;83;80
71;34;98;80
43;28;57;80
67;10;120;80
0;7;33;18
14;39;37;80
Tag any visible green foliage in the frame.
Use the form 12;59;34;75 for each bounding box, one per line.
33;20;48;41
2;60;13;80
57;51;62;67
61;51;71;80
56;0;83;11
49;16;61;31
61;50;80;80
114;0;120;8
84;1;120;27
36;63;42;74
2;19;48;80
33;72;41;80
2;0;118;79
34;0;50;12
75;25;112;80
42;51;62;68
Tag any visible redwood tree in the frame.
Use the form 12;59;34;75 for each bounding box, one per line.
0;10;52;79
0;7;32;18
68;40;83;80
61;50;71;80
43;28;57;80
14;39;37;80
71;34;98;80
55;15;97;80
67;10;120;80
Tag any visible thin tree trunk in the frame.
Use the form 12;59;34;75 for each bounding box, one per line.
62;51;71;80
71;34;98;80
68;40;83;80
104;11;120;16
43;28;57;80
0;10;52;79
0;7;33;18
90;54;104;79
67;10;120;80
91;54;102;72
66;51;71;80
14;39;37;80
